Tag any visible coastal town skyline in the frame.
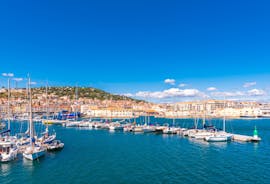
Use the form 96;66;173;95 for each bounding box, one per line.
0;74;269;103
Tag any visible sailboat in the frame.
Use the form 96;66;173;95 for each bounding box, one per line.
40;82;56;144
23;76;45;160
205;100;232;142
142;113;155;133
0;74;18;162
163;118;179;134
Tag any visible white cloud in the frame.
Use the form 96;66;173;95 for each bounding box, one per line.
243;82;256;88
179;83;187;87
211;91;245;97
122;93;133;97
207;87;217;91
2;73;14;77
135;88;204;99
164;79;175;85
247;89;266;96
13;78;23;82
211;89;267;98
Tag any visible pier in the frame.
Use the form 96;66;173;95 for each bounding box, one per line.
232;134;261;142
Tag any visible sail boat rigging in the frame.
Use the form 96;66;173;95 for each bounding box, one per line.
23;76;46;160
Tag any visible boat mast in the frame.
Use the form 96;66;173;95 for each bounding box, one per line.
203;101;206;129
173;104;176;127
194;102;197;129
45;81;49;132
25;79;30;134
46;81;48;120
28;76;34;144
75;85;78;121
7;77;11;131
223;98;226;132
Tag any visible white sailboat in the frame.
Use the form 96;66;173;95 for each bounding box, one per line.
109;121;124;131
205;100;232;142
163;119;179;134
40;82;56;144
0;74;18;162
142;114;155;133
23;76;45;161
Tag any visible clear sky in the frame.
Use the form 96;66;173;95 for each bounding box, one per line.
0;0;269;102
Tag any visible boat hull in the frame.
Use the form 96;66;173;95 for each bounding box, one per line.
47;143;64;151
23;150;45;160
205;135;232;142
0;149;18;162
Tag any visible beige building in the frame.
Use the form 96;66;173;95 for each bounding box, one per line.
81;105;134;118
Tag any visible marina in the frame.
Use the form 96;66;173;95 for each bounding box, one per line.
1;0;269;183
0;118;269;184
0;76;264;183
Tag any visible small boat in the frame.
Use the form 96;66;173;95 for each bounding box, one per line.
93;122;102;129
65;121;81;127
133;125;143;132
77;121;90;127
123;126;133;132
155;125;167;133
142;125;156;133
205;133;232;142
39;127;56;144
162;127;179;134
0;140;18;162
192;130;214;139
109;123;124;131
47;140;64;151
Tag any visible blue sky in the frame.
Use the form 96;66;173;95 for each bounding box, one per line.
0;0;269;102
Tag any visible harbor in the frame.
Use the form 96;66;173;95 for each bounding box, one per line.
0;75;263;168
0;118;269;184
1;0;269;182
0;114;262;164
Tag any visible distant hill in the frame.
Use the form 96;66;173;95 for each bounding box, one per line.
0;86;142;102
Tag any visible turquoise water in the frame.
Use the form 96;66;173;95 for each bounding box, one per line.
1;118;270;184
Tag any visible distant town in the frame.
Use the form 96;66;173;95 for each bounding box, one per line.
1;87;270;119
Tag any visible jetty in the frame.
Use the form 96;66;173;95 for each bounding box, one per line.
232;134;261;142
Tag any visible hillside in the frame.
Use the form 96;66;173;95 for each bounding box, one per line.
0;86;142;102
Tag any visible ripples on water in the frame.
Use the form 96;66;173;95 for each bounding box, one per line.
1;118;270;184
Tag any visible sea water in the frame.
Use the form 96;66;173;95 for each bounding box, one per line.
1;118;270;184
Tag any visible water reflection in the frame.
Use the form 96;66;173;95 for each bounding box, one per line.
1;162;11;176
208;142;228;149
253;142;259;151
22;156;45;172
109;130;115;133
162;134;175;139
22;158;35;172
188;138;229;149
188;138;210;148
